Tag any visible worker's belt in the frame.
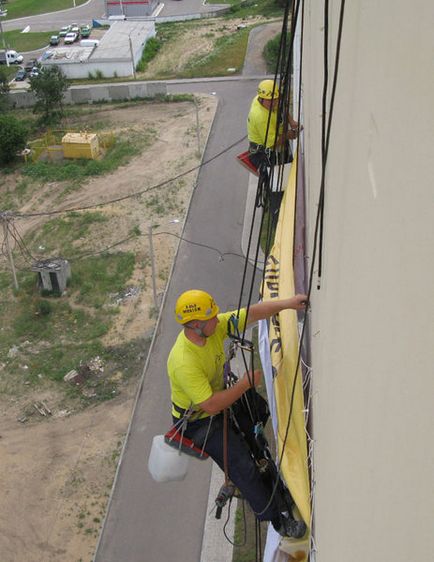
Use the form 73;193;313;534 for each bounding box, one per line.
172;401;204;421
249;142;274;156
164;426;209;460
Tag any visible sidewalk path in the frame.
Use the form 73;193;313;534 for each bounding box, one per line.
243;20;282;76
94;77;261;562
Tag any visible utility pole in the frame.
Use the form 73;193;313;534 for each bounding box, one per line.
147;224;158;309
194;97;201;156
128;34;136;80
1;212;19;290
0;3;9;67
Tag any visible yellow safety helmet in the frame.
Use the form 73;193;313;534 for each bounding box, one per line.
257;79;279;100
175;290;219;324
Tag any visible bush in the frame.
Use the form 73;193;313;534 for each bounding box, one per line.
0;68;10;113
263;32;291;73
0;114;28;164
30;66;69;123
37;300;52;316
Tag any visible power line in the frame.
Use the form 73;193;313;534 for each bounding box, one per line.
12;135;247;220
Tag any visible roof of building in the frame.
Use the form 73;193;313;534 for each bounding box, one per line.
40;21;155;65
89;21;155;61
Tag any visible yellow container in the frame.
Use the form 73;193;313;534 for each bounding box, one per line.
62;132;100;160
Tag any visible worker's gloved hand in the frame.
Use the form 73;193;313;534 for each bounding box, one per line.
290;294;308;311
242;369;262;388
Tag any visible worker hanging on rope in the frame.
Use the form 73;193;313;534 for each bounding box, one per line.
238;79;301;221
166;289;307;538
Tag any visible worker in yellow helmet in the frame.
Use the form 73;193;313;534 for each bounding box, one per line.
167;289;308;538
247;79;300;163
245;79;301;219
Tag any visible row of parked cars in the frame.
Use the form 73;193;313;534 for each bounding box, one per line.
50;23;92;46
15;59;40;82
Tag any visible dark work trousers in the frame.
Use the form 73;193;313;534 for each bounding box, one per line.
248;150;285;225
176;411;280;523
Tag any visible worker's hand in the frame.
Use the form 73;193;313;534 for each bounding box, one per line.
242;369;262;389
290;294;308;311
287;129;299;140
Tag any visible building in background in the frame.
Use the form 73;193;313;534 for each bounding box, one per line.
40;21;155;79
105;0;159;18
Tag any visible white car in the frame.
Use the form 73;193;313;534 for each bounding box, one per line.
64;32;78;45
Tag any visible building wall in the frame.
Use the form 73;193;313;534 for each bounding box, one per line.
45;60;135;79
9;81;167;108
106;0;158;17
302;1;434;561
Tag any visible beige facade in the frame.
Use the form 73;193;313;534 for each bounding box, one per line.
301;1;434;560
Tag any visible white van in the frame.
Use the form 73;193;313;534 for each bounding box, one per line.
80;39;99;47
0;50;24;65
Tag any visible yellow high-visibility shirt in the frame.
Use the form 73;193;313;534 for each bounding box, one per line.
167;309;247;419
247;96;281;149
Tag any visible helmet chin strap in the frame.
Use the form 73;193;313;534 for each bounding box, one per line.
185;321;208;338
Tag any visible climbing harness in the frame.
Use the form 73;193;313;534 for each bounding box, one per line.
164;407;211;460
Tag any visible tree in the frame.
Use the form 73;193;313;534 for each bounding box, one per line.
30;66;68;123
0;114;28;164
0;68;10;113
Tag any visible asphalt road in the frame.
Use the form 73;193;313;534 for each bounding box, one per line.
2;0;229;32
2;0;106;31
94;77;262;562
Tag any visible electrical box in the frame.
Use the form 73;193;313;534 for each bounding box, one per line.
62;132;100;160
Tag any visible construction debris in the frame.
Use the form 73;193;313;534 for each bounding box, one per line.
111;286;140;305
33;401;52;417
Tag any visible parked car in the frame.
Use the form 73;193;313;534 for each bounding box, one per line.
64;32;78;44
0;49;24;65
58;25;71;38
29;67;39;78
80;25;91;38
49;35;60;46
15;68;27;81
24;59;38;74
71;25;80;36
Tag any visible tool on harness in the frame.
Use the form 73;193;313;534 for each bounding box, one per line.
215;482;236;519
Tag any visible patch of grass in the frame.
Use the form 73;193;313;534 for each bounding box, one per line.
136;37;161;72
25;211;108;256
180;26;251;78
3;0;87;20
70;252;136;308
232;501;267;562
2;30;58;52
222;0;283;18
0;252;135;382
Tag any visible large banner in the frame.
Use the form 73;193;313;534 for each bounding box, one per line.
261;156;311;561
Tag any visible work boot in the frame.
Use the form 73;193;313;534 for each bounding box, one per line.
275;516;307;539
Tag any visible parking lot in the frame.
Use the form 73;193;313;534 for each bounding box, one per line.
4;22;105;87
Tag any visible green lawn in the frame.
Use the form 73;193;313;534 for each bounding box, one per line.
180;25;252;78
2;0;87;20
2;29;58;52
217;0;283;19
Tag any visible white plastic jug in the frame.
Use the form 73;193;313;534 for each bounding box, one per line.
148;434;189;482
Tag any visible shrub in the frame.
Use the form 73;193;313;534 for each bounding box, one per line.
263;32;291;73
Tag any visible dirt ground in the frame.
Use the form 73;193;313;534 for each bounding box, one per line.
0;95;217;562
